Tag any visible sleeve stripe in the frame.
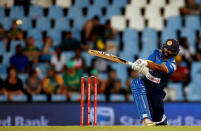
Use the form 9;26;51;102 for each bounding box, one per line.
147;60;153;63
171;63;177;71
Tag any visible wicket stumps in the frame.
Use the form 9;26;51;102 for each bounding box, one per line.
80;76;98;126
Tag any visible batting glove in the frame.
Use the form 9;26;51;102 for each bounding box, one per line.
136;59;148;67
131;61;141;71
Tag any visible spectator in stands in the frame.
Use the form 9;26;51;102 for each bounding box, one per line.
3;36;10;51
23;37;40;64
63;60;83;96
71;49;86;71
195;38;201;61
93;57;109;73
25;69;42;96
42;65;64;96
40;36;55;63
60;31;80;51
81;16;100;44
195;51;201;61
4;66;25;101
180;0;201;15
170;55;190;101
125;78;132;101
51;46;66;73
104;69;119;101
17;31;25;41
8;20;22;40
10;44;30;73
0;77;6;94
110;79;127;96
89;69;107;94
104;20;116;40
179;37;195;66
0;24;7;40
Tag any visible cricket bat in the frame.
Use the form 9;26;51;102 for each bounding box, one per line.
88;49;133;66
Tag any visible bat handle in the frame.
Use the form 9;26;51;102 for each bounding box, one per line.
127;61;133;66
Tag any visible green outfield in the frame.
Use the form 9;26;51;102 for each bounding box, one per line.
1;126;201;131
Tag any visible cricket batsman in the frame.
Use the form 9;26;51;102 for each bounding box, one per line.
130;39;180;126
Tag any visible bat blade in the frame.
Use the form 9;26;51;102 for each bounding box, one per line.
88;50;132;66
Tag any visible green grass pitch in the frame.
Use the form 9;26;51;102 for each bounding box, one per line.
1;126;201;131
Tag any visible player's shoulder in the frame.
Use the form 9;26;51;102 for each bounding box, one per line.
152;49;162;55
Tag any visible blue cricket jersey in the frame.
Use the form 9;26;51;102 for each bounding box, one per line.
142;49;177;88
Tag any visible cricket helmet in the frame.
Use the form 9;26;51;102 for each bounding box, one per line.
162;39;180;59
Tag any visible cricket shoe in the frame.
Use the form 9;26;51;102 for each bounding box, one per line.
142;118;156;126
154;115;169;126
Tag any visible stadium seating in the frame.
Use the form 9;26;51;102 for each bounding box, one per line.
54;17;70;31
163;5;180;18
3;52;13;66
149;0;166;7
186;82;201;101
109;94;126;102
34;0;52;8
166;16;182;30
195;0;201;4
125;5;141;19
10;40;25;52
68;6;82;19
63;51;75;62
73;16;88;30
0;64;7;76
91;94;106;102
105;6;121;18
36;17;51;31
180;28;196;47
0;7;5;20
142;28;158;50
93;0;109;7
56;0;72;8
32;94;48;102
185;15;201;30
111;16;126;31
0;41;7;55
144;6;161;19
161;28;177;43
47;29;61;43
128;16;145;31
9;6;24;19
48;6;63;19
74;0;90;8
70;93;82;102
28;5;44;19
130;0;147;8
167;82;184;101
169;0;185;8
0;17;12;30
112;0;128;8
0;95;8;102
148;17;164;30
0;0;14;7
12;95;28;102
51;94;67;102
19;17;32;31
27;29;42;41
87;6;102;18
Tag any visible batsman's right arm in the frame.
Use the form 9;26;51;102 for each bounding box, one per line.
147;61;168;74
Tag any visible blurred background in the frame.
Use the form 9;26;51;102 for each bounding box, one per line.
0;0;201;126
